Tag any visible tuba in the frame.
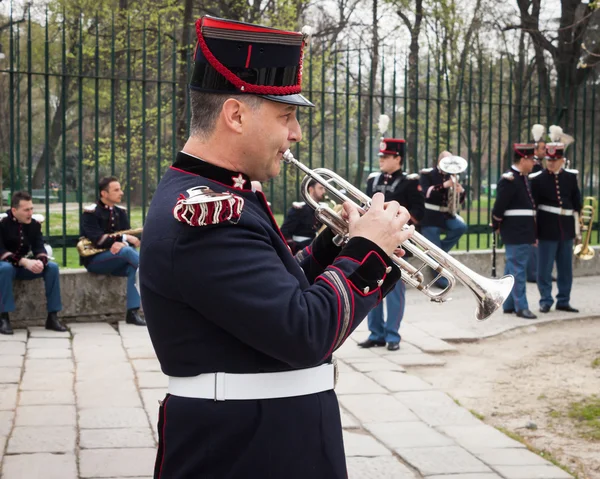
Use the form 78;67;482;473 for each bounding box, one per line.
574;197;596;260
438;155;468;216
282;150;514;321
77;228;143;258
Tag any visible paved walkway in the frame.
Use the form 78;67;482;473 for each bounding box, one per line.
1;276;597;478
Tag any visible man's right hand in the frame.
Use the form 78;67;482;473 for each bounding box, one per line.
110;242;126;254
21;258;44;274
343;192;414;257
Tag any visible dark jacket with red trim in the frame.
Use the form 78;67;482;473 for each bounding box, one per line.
366;169;425;225
0;211;49;267
279;201;322;254
140;151;402;479
420;167;466;227
79;200;131;266
530;168;582;241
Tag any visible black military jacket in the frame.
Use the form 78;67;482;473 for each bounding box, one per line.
0;211;48;267
492;166;536;245
532;157;544;174
80;200;131;265
419;167;466;228
530;168;582;241
140;151;401;378
280;202;322;254
366;169;425;225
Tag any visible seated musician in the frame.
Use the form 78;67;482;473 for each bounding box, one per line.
0;191;66;334
80;177;145;326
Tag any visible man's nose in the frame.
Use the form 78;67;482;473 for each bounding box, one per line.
288;116;302;143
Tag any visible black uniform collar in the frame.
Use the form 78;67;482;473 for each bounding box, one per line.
5;210;21;224
511;165;526;176
546;168;563;176
173;151;253;191
97;199;117;210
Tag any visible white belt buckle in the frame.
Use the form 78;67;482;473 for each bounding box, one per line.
214;372;226;401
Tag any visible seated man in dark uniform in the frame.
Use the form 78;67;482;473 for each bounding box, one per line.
280;179;326;254
139;16;413;479
80;177;145;326
0;191;66;334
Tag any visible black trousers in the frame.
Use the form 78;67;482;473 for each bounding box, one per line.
154;390;347;479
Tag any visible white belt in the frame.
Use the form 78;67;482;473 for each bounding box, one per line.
168;363;336;401
292;235;313;242
538;205;574;216
425;203;449;212
503;209;536;217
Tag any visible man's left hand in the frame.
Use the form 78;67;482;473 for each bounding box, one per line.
128;236;141;248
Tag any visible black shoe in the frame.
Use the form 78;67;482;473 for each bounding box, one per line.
45;312;67;332
556;304;579;313
539;305;551;313
503;309;515;314
126;309;146;326
526;279;537;284
0;313;13;335
357;339;386;348
516;309;537;319
387;342;400;351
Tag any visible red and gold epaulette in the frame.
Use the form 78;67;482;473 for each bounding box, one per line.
173;186;244;226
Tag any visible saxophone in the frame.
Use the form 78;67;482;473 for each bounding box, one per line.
77;228;143;257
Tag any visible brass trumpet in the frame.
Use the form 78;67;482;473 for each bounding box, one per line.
574;197;596;260
282;150;514;321
77;228;143;257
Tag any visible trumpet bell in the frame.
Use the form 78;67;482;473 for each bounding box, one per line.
573;243;595;260
475;274;515;321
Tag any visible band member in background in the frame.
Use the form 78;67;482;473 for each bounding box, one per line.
530;142;581;313
280;179;326;254
358;138;424;351
80;177;145;326
139;16;412;479
0;191;66;334
527;124;547;282
419;151;467;289
492;143;538;319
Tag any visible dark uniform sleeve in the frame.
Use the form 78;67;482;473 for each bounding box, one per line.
120;208;132;230
572;176;582;213
30;221;49;266
491;179;514;230
81;210;120;249
172;223;401;369
0;230;20;267
366;177;374;198
405;180;425;224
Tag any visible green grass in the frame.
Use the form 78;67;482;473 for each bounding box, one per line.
567;395;600;441
592;357;600;369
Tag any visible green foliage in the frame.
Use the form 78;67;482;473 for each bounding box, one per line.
567;395;600;441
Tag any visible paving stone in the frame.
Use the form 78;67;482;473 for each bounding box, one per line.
427;475;502;479
20;371;73;390
27;348;72;359
28;326;71;338
438;425;525;451
395;446;492;475
343;429;391;456
1;452;78;479
404;337;457;354
0;330;27;342
70;323;117;335
79;448;157;477
335;372;387;395
0;367;21;383
0;341;26;356
131;359;162;372
25;358;74;373
73;347;128;362
0;355;24;367
15;405;76;426
0;384;18;410
7;425;76;453
394;390;482;427
137;371;168;388
474;448;555;467
76;364;135;382
386;353;446;367
340;407;360;429
351;360;406;373
375;342;422;355
27;338;71;349
367;371;433;392
73;336;124;347
493;465;574;479
347;456;418;479
333;341;380;360
125;347;160;359
339;394;418;423
365;421;454;449
77;385;142;408
0;411;14;435
122;338;154;349
80;427;156;448
140;388;166;413
19;389;75;405
79;407;149;429
334;359;354;373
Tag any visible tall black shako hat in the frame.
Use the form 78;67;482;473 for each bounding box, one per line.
190;16;314;107
379;138;406;158
513;143;535;161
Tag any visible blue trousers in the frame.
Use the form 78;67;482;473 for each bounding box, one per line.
527;245;538;282
537;239;573;308
367;281;406;343
502;244;531;313
421;216;467;288
85;247;140;310
0;261;62;313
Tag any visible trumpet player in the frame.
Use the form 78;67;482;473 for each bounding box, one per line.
530;142;581;313
419;151;468;289
357;138;424;351
492;144;538;319
80;176;145;326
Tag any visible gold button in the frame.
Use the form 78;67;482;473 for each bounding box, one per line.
386;266;392;274
363;286;370;294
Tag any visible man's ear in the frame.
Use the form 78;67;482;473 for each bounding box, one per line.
221;98;244;134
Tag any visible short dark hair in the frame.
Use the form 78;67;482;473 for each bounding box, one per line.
99;176;119;194
307;179;318;190
189;90;262;139
11;191;32;209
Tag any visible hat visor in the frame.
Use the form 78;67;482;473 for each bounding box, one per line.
260;93;314;107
